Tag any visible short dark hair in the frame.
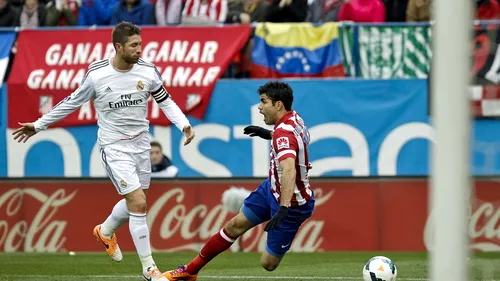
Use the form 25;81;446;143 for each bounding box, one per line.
112;21;142;47
257;81;294;111
150;141;162;150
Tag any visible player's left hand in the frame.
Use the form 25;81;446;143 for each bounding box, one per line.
12;122;37;143
264;206;289;231
243;125;272;140
183;125;195;146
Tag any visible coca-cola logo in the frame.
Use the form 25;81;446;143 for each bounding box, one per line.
147;187;335;252
0;188;77;252
0;184;336;253
424;199;500;252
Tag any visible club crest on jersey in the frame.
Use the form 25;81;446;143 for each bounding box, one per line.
120;180;127;188
136;80;144;91
277;137;289;150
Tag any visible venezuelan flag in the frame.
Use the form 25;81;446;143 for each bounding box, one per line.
251;22;345;78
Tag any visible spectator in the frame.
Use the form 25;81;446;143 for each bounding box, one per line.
307;0;342;22
476;0;500;20
181;0;228;25
96;0;119;23
383;0;407;22
111;0;154;25
265;0;308;22
77;0;97;25
155;0;182;25
78;0;118;26
150;141;179;178
337;0;385;23
0;0;18;26
226;0;268;24
44;0;79;26
17;0;45;28
406;0;430;22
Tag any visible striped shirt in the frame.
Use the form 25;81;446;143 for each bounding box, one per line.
270;110;313;207
182;0;228;23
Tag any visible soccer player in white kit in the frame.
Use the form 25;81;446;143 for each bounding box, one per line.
11;22;195;281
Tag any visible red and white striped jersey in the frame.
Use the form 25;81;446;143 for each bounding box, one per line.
269;110;313;207
182;0;228;23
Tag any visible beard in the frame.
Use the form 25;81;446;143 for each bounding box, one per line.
123;55;139;64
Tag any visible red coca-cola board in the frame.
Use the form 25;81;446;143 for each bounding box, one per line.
0;178;499;253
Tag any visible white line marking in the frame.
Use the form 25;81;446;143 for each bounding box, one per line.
1;275;499;281
0;275;421;280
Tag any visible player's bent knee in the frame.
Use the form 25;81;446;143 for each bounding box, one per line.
225;212;254;238
261;262;278;272
124;188;147;213
261;252;281;271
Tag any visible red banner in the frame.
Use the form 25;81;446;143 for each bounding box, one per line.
6;26;251;129
1;179;499;253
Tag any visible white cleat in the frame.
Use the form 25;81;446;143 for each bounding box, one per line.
143;266;169;281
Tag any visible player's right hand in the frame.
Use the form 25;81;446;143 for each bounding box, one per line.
12;122;37;143
243;125;272;140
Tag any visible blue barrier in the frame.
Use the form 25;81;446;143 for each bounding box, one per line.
2;78;500;178
0;86;6;176
2;22;500;178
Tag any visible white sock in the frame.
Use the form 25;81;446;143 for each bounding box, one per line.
129;212;155;272
101;199;129;238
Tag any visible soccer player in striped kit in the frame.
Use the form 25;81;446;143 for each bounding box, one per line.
163;81;315;280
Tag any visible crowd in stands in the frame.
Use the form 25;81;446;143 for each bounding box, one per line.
0;0;498;79
1;0;499;29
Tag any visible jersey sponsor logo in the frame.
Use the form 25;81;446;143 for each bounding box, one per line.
108;94;144;109
277;137;289;150
108;99;144;109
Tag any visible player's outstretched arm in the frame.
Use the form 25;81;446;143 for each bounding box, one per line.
151;85;195;146
14;71;96;142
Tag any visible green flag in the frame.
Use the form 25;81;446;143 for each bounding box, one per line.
340;25;432;78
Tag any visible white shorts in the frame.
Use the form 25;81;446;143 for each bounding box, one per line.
99;133;151;195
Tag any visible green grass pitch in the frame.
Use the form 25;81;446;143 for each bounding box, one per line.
0;252;499;281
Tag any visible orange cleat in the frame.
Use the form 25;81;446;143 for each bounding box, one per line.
93;224;123;262
162;266;198;281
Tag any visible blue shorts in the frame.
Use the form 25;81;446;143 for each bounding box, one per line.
241;179;315;258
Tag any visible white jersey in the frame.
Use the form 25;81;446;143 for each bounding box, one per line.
33;58;190;146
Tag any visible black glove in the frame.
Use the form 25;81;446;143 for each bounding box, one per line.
264;206;288;231
243;125;272;140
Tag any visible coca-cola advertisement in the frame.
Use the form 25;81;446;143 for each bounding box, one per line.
0;178;499;253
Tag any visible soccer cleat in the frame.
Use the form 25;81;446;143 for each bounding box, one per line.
143;266;169;281
93;224;123;262
162;265;198;281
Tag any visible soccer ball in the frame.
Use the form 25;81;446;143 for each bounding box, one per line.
362;256;397;281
